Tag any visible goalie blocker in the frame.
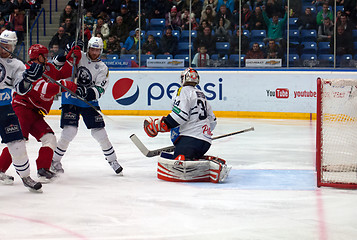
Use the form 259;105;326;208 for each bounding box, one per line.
158;152;231;183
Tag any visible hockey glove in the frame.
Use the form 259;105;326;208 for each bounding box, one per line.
23;63;44;82
59;80;77;93
66;46;82;65
144;116;170;138
75;85;87;98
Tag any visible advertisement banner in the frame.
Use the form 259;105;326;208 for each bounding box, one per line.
51;70;357;115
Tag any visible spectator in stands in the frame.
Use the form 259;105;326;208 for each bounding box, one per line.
202;0;218;13
350;3;357;29
84;10;95;31
96;32;107;52
82;23;91;46
9;6;24;44
244;42;265;61
337;13;355;35
264;40;283;59
262;5;288;45
297;7;316;31
142;34;159;56
0;16;10;30
147;0;172;19
317;17;333;42
216;0;234;14
105;35;121;55
13;0;30;14
330;25;353;56
197;20;211;38
121;28;143;55
194;26;215;55
110;15;129;44
181;8;195;29
264;0;284;18
0;0;14;20
200;5;215;27
213;17;230;42
249;6;267;31
60;5;76;27
132;12;147;31
182;16;199;30
48;43;63;62
316;3;333;26
311;0;326;7
108;0;121;19
98;11;112;27
192;45;209;67
183;0;203;19
289;0;302;17
121;0;137;15
240;4;252;30
67;0;80;10
166;6;182;30
215;4;233;28
159;28;178;56
84;0;106;18
63;17;76;39
49;26;71;52
229;28;249;55
119;4;135;31
93;16;110;40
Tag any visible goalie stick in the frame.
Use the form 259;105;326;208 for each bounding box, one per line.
130;127;255;157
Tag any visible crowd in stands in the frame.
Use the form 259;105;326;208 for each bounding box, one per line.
1;0;357;67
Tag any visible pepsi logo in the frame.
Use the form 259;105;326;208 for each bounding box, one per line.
112;78;139;105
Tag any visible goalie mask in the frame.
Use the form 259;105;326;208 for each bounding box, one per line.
0;30;17;52
180;67;200;86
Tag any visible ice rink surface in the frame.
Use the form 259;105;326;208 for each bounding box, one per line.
1;116;357;240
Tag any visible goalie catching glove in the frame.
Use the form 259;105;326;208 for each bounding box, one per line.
144;117;170;137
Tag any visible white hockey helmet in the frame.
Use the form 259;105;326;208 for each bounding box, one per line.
0;30;17;52
87;36;103;54
180;67;200;86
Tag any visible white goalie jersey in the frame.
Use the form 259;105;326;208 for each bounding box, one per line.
168;85;217;143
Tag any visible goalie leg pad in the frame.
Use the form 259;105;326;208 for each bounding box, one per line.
158;152;210;182
208;156;231;183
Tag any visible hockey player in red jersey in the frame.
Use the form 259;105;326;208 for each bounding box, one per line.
0;44;78;183
144;68;230;183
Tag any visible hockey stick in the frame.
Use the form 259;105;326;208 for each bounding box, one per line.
0;44;106;118
130;127;255;157
71;0;84;83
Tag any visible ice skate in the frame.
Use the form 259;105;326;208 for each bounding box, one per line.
37;168;56;183
51;161;64;174
22;176;42;193
108;160;123;175
0;171;14;185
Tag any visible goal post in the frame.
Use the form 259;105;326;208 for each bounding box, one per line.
316;78;357;189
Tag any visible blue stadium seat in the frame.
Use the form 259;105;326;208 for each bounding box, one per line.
174;54;190;67
249;41;265;49
336;5;344;12
289;30;300;42
106;54;119;60
180;30;197;41
120;54;137;61
177;42;191;54
140;54;155;66
129;30;145;38
302;5;316;14
216;42;230;55
289;18;298;30
301;29;317;42
211;54;228;60
287;54;299;67
172;30;180;39
146;30;163;42
318;54;334;67
156;54;173;59
250;30;266;42
338;54;353;67
229;54;245;66
301;54;317;60
318;42;330;55
289;42;300;54
149;18;165;30
302;41;317;54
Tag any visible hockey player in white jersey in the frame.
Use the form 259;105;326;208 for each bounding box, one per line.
144;68;230;183
0;30;42;192
51;37;123;175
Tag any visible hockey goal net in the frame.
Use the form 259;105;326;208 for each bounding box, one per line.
316;78;357;189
